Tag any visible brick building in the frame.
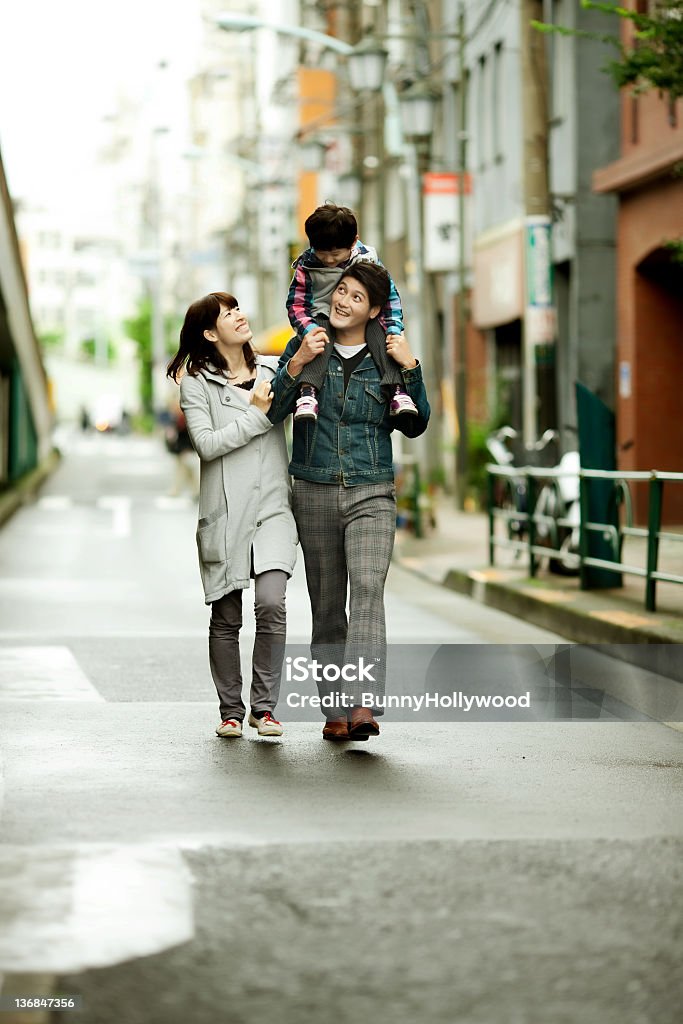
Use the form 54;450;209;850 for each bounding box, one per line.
593;12;683;522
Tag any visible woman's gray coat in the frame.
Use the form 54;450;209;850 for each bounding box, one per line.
179;355;298;604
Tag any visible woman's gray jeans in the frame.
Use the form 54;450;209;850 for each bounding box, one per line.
209;569;287;722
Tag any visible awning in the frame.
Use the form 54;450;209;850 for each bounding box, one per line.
252;322;294;356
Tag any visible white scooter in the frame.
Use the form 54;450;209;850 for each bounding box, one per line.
533;448;581;575
487;426;580;575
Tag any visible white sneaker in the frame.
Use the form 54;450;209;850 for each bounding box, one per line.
216;718;243;738
293;392;319;421
248;711;283;736
390;389;419;416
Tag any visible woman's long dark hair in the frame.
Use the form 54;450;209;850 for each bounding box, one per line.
167;291;256;382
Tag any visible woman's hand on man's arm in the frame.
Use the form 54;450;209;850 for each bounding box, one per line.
180;376;270;461
250;379;273;413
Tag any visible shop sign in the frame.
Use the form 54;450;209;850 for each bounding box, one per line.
524;216;556;345
423;172;472;273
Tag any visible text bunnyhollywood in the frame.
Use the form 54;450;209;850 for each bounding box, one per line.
285;690;532;712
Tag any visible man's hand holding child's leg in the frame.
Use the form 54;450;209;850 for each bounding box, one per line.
291;326;330;423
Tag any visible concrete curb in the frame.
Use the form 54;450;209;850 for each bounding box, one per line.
0;449;61;529
441;567;677;644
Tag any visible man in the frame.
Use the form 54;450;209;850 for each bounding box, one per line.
269;262;430;740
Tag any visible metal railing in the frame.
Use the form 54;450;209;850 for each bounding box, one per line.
487;465;683;612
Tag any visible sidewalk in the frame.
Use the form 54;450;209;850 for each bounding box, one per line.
393;498;683;677
0;450;61;529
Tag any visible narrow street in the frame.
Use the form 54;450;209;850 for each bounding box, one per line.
0;433;681;1024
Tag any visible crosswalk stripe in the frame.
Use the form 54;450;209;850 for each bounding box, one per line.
96;497;131;538
0;648;103;701
153;495;194;510
29;495;195;511
36;497;73;511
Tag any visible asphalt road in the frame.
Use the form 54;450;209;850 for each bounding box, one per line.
0;431;681;1024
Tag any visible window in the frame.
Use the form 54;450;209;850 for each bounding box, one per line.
668;96;678;129
492;42;504;161
478;55;488;169
631;95;639;143
37;231;61;248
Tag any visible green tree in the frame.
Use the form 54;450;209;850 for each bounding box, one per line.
123;297;182;416
124;296;154;415
534;0;683;102
80;337;117;363
37;330;64;350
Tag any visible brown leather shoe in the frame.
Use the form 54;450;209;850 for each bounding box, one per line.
348;706;380;738
322;719;350;741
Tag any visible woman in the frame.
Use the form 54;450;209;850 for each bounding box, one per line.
167;292;298;739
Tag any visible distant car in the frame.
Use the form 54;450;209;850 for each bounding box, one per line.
91;395;124;433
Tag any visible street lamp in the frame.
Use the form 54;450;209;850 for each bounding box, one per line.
347;35;388;93
299;138;327;173
397;81;438;149
214;12;353;55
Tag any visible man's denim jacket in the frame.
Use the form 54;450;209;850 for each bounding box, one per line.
268;337;430;486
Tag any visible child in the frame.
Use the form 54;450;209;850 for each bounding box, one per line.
286;202;418;421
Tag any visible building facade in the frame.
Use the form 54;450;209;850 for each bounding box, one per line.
463;0;620;452
593;6;683;521
0;150;52;485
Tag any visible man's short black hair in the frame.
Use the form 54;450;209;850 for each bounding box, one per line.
339;261;391;311
305;203;357;250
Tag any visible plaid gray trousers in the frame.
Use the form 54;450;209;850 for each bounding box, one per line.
292;479;396;714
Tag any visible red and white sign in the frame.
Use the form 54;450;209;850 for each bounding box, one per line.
422;172;472;273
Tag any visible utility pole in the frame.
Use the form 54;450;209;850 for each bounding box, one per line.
455;1;469;509
519;0;556;445
149;126;167;419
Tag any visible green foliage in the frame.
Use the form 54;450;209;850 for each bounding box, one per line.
131;411;156;434
124;296;182;414
80;337;117;362
533;0;683;102
124;296;153;414
165;313;183;354
38;330;64;350
664;237;683;264
466;421;493;509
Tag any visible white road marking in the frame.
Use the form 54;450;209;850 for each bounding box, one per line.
0;648;103;702
154;495;194;510
0;579;134;598
0;630;209;640
66;437;162;459
0;845;194;973
97;496;131;537
106;463;166;476
21;494;195;513
36;497;73;511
